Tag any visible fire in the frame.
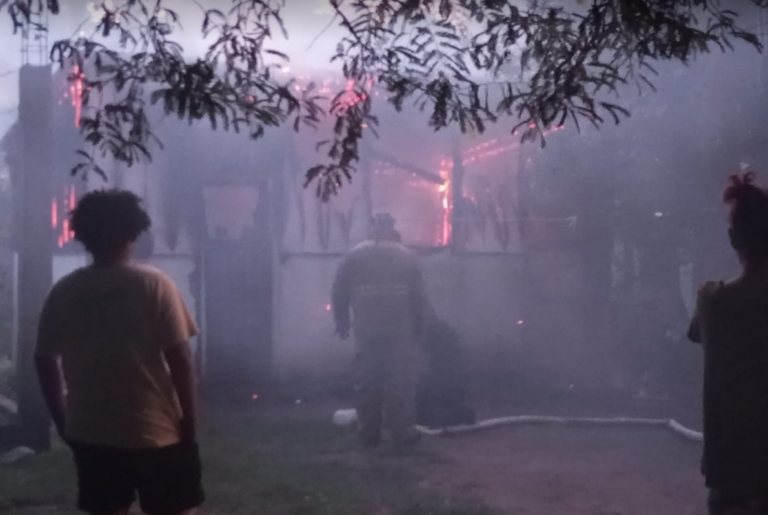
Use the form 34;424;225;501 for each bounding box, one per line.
430;127;565;247
70;185;77;210
437;168;452;246
70;65;84;127
52;186;78;248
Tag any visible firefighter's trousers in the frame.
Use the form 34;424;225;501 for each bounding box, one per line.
355;338;420;447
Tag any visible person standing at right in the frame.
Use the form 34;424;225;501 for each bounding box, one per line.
332;213;426;448
689;173;768;515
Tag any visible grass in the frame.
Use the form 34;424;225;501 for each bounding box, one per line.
0;403;494;515
0;440;74;511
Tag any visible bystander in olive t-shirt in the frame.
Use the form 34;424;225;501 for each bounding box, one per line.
36;264;198;449
689;279;768;496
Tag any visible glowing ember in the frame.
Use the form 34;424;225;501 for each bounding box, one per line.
252;394;259;400
517;320;524;326
325;304;332;312
63;220;70;244
51;200;58;228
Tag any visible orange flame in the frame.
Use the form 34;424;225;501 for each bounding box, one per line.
437;168;452;246
71;65;84;128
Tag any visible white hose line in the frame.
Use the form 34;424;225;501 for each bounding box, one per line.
668;419;704;442
415;415;703;443
334;409;704;442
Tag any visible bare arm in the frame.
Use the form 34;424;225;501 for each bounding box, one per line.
34;357;66;439
688;281;722;345
155;275;200;442
164;343;198;443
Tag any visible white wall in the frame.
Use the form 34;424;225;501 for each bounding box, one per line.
275;251;525;380
52;253;88;282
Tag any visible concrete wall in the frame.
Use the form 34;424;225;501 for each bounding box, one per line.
274;251;525;382
275;255;350;381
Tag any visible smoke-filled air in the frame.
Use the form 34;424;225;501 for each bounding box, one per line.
3;1;768;514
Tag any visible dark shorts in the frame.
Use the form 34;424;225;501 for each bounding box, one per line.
71;441;204;515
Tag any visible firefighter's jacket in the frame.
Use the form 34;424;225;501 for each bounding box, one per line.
332;240;426;344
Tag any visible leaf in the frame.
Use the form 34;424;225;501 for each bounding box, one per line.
150;89;165;104
70;162;89;177
207;103;218;130
600;102;630;124
265;49;289;61
75;149;93;161
306;165;325;188
439;0;453;20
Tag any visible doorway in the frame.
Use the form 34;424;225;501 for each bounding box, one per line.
202;179;273;392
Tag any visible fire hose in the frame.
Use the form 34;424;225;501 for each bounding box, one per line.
333;410;704;442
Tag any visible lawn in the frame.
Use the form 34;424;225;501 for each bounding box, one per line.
0;402;493;515
0;398;710;514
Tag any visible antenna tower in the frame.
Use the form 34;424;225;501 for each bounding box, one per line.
21;5;50;66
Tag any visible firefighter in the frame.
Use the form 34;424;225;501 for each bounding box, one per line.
332;213;426;448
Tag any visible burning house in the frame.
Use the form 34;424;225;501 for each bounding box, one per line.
1;64;650;402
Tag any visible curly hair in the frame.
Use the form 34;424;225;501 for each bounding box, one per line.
724;173;768;260
71;189;151;257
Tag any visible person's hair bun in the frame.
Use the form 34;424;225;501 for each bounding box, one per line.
724;172;760;204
